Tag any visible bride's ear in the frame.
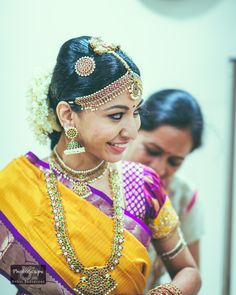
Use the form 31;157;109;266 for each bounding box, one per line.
56;102;73;128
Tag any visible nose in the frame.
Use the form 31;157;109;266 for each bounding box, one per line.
120;118;139;140
150;157;168;179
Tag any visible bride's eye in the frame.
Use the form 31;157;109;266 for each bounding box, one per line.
109;113;124;120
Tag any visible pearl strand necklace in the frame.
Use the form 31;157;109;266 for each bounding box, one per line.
53;146;105;175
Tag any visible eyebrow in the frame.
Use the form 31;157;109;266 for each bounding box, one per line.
104;99;144;111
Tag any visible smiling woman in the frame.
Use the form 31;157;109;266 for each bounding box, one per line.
0;36;201;295
55;92;142;165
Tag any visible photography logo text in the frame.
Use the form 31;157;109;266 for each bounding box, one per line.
10;265;46;284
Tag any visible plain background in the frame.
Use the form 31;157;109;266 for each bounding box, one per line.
0;0;236;294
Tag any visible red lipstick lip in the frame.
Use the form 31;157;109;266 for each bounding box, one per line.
106;142;127;154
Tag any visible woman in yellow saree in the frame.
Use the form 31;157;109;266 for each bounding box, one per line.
0;36;201;295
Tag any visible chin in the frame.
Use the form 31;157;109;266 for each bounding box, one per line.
109;158;122;163
103;153;124;163
108;155;123;163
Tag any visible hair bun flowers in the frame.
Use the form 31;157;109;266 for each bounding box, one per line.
27;67;62;145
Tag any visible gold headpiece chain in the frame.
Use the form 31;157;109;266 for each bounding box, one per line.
69;37;143;111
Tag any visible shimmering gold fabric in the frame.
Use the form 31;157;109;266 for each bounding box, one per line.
149;198;179;240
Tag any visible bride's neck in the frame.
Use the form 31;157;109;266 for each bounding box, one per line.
54;138;102;171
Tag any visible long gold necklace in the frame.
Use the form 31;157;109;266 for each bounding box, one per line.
45;162;125;295
51;149;108;198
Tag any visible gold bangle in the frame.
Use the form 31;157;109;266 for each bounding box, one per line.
162;283;183;295
147;283;183;295
158;228;187;260
147;288;171;295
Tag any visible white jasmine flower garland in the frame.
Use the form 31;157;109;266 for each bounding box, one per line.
27;67;62;145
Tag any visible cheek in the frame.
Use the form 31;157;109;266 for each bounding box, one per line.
168;166;180;176
136;117;141;130
89;125;119;142
133;150;153;165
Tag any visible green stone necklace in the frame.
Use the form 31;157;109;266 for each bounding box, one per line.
45;161;125;295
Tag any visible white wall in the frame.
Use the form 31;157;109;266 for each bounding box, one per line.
1;0;236;294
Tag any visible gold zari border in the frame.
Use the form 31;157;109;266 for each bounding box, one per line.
149;197;179;240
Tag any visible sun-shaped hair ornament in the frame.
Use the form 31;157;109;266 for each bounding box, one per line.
75;56;96;77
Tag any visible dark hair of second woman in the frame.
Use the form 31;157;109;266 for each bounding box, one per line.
140;89;204;152
47;35;141;149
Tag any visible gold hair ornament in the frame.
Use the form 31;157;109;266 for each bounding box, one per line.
71;71;141;111
68;37;143;111
90;37;120;54
75;56;96;76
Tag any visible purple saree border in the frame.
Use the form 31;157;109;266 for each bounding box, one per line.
26;151;152;236
0;211;75;295
90;186;152;235
26;151;48;168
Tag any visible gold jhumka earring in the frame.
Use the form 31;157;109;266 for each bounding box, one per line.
64;126;85;155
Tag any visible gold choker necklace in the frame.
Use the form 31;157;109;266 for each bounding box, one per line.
44;163;125;295
50;157;108;198
53;146;105;176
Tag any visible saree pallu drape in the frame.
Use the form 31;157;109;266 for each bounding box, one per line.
0;156;152;295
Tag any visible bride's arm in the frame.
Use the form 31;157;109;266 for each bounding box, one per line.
150;228;201;295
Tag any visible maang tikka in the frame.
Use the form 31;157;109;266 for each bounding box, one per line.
67;37;143;112
64;126;85;155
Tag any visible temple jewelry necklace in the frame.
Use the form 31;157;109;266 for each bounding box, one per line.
45;162;125;295
50;159;108;198
53;146;105;175
51;149;108;198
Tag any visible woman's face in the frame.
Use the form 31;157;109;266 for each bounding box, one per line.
126;125;193;188
74;91;142;163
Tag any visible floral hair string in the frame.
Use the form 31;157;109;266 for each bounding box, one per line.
27;67;62;145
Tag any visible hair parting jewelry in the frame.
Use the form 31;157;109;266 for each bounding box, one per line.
158;228;186;260
69;71;141;111
68;37;143;111
44;162;125;294
147;283;183;295
89;37;142;100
